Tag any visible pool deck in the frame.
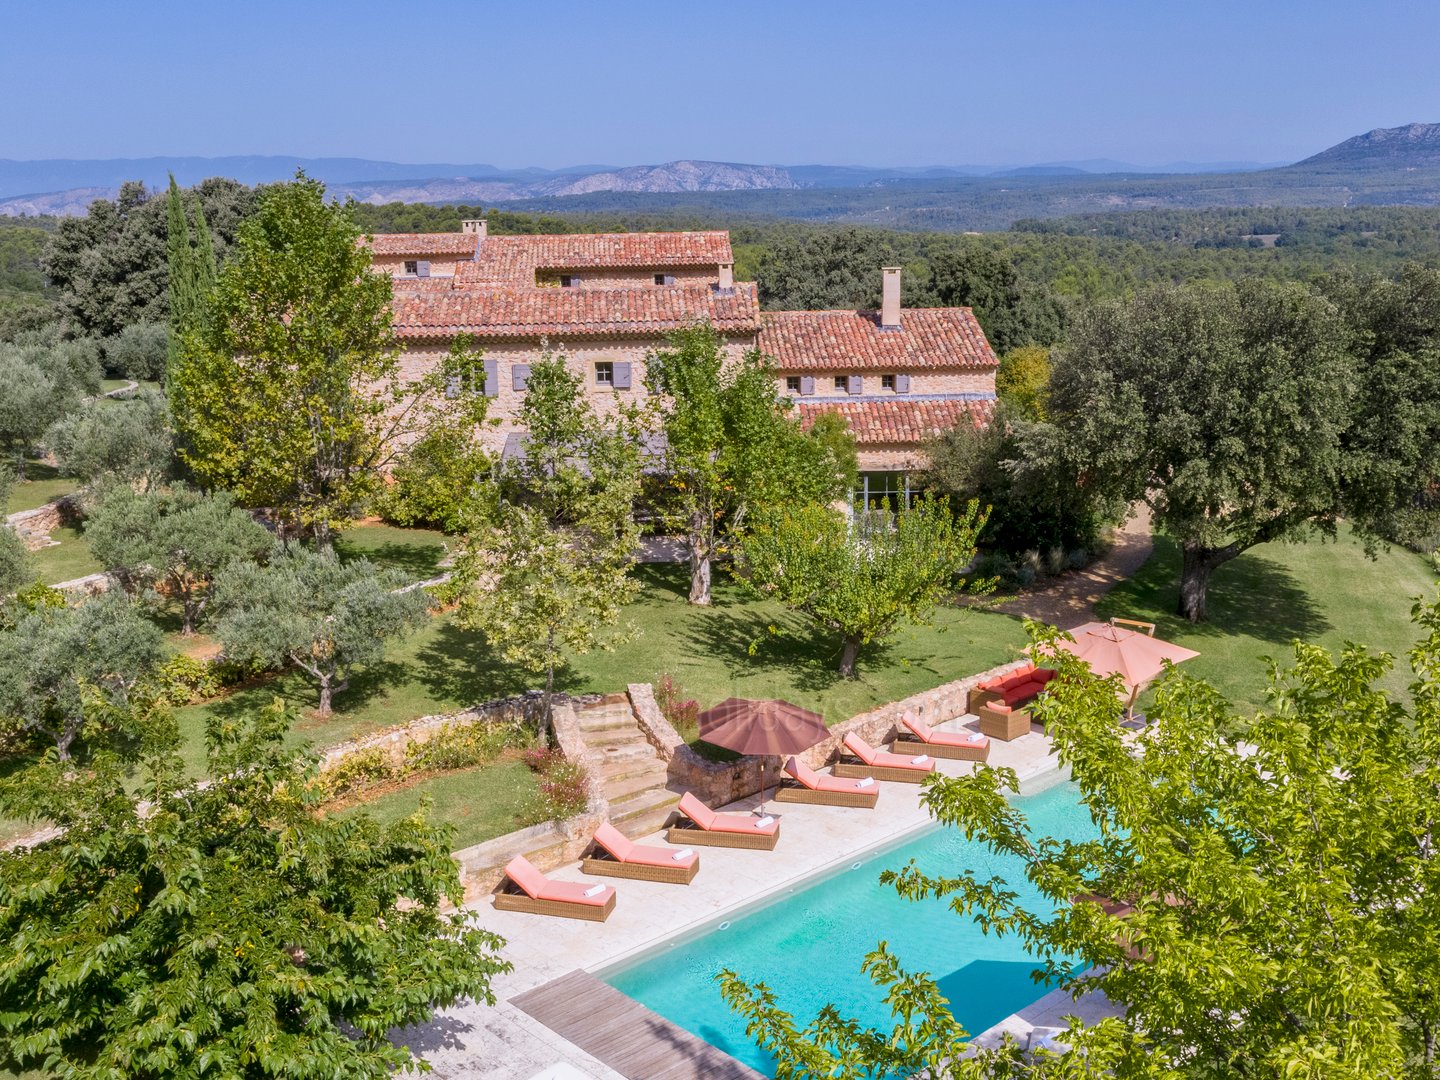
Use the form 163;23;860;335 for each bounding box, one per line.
400;716;1118;1078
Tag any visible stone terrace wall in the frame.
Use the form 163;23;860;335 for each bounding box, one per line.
628;658;1030;806
317;691;552;772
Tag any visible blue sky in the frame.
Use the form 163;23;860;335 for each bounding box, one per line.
3;0;1438;167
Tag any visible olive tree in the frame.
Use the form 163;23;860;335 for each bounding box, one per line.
44;389;175;490
85;484;275;634
209;547;431;716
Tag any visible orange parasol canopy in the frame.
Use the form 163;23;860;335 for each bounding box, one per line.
1047;619;1199;694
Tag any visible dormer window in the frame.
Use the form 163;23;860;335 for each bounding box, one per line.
560;274;581;288
404;260;418;276
881;374;895;390
785;376;801;394
654;273;676;286
833;376;847;390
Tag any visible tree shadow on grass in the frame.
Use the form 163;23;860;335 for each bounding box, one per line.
200;658;416;738
1098;535;1331;646
674;594;910;703
410;618;585;707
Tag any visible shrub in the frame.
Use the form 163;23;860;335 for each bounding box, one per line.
318;747;395;800
102;322;168;381
403;719;530;773
156;654;222;705
653;673;700;739
520;748;590;824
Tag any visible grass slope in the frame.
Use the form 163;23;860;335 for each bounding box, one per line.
1095;526;1437;716
5;461;78;515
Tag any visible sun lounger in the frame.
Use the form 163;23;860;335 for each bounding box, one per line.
773;756;879;808
666;792;780;850
492;855;616;922
833;732;937;784
891;714;992;761
581;821;701;884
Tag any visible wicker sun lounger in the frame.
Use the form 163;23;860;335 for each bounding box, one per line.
581;822;701;884
773;756;879;808
492;855;616;922
665;792;781;850
891;714;992;761
832;732;937;784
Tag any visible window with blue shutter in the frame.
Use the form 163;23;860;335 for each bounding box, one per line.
445;374;461;399
800;375;815;396
847;374;863;395
512;364;531;392
895;374;911;394
483;359;499;398
612;362;632;389
416;261;431;278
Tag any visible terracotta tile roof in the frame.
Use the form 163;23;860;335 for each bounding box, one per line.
796;396;994;446
458;231;732;285
365;232;481;257
391;282;761;341
759;308;998;372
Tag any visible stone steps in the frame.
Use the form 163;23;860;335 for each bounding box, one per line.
571;695;679;839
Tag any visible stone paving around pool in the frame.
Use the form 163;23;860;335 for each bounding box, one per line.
398;716;1120;1079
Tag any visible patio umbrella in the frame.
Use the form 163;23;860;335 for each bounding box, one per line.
697;698;830;812
1047;619;1199;716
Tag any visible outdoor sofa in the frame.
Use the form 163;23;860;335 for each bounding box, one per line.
967;663;1058;714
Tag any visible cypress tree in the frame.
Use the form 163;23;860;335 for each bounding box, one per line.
164;174;195;381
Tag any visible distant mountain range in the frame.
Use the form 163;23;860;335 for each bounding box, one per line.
2;125;1438;229
0;152;1280;217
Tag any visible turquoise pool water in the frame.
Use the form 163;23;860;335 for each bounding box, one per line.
604;780;1097;1076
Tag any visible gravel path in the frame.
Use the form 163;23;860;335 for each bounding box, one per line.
988;504;1155;629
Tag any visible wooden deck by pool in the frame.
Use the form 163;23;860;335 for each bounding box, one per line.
512;969;766;1080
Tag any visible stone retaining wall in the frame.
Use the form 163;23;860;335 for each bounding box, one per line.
452;697;609;901
5;496;81;551
317;692;552;772
628;658;1029;805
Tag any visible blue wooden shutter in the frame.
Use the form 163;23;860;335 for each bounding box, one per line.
612;361;632;389
847;374;863;395
800;375;815;396
483;359;499;397
416;260;431;278
445;374;460;399
512;364;531;392
895;374;911;394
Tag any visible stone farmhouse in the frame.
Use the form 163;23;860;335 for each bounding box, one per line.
369;221;998;505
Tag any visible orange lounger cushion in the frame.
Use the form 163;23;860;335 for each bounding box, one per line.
593;822;699;870
503;855;615;907
903;715;990;751
785;756;874;792
842;733;935;773
678;792;779;836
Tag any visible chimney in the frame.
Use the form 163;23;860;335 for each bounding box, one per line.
460;218;488;238
881;267;902;329
717;262;734;291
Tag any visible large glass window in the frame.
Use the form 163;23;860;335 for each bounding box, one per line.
852;471;914;511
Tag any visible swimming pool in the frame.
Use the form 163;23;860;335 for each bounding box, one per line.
603;780;1097;1076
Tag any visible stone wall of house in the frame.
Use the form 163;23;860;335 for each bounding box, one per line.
397;335;758;451
627;659;1029;806
778;370;996;398
372;256;464;278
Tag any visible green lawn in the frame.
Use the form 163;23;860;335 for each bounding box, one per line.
28;525;103;585
335;522;452;579
1096;525;1437;717
329;758;539;850
99;377;134;392
174;564;1032;776
5;461;78;514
